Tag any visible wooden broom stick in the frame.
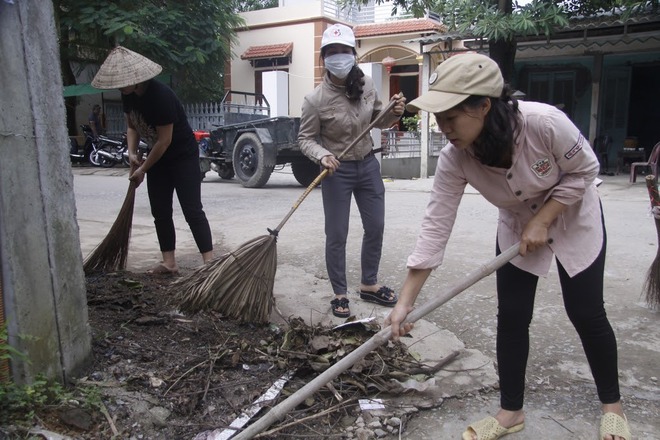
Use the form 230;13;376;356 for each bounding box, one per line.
644;174;660;309
232;243;521;440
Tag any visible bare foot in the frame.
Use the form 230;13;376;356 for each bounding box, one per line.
147;262;179;275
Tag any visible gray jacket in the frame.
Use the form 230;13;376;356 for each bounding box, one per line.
298;74;400;163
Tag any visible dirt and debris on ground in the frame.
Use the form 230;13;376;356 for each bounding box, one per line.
2;271;458;440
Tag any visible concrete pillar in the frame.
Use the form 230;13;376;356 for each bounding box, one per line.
358;63;383;159
589;53;604;143
419;54;431;179
0;0;92;384
262;71;289;117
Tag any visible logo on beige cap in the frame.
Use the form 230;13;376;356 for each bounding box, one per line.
429;72;438;85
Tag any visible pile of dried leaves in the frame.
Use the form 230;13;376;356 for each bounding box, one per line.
2;271;454;439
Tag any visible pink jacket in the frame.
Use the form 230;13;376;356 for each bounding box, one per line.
407;101;602;277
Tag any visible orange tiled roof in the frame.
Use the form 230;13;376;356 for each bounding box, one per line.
241;42;293;60
354;18;446;38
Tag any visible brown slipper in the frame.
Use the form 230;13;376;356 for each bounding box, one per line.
147;264;179;276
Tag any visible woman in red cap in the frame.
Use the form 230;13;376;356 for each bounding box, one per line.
298;24;406;318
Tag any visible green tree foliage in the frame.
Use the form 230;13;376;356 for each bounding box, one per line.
56;0;244;102
343;0;660;39
427;0;567;41
233;0;279;12
561;0;659;16
341;0;657;81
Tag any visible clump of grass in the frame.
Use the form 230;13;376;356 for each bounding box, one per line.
0;324;104;429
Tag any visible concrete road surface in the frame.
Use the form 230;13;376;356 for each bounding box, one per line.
73;164;660;439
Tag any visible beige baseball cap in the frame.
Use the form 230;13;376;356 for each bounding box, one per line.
406;53;503;114
92;46;162;89
321;24;355;49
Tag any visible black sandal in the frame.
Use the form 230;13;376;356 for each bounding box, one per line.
359;286;397;307
330;297;350;318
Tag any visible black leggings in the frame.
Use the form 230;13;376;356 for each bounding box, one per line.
146;155;212;254
495;231;620;410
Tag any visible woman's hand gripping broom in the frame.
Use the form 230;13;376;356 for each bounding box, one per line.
171;97;401;323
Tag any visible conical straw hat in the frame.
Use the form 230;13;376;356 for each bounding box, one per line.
91;46;162;89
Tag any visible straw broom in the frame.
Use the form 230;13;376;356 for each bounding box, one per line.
230;243;522;439
644;174;660;309
171;98;400;323
83;179;137;274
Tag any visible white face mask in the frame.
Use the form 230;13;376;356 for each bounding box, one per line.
324;53;356;80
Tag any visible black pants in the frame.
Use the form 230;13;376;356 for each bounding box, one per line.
146;155;212;254
495;227;620;410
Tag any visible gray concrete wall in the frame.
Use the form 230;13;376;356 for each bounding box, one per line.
381;157;438;179
0;1;91;384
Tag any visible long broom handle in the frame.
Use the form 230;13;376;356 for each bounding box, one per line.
232;242;521;440
270;97;399;234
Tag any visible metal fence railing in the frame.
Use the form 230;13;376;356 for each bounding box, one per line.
381;130;448;158
103;98;271;137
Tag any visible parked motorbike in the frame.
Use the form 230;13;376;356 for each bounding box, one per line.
197;130;235;181
69;124;103;165
91;134;126;168
92;134;149;168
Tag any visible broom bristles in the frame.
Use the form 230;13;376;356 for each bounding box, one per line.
171;234;277;323
83;181;136;274
644;175;660;310
644;255;660;310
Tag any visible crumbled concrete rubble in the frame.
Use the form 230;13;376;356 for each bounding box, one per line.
342;403;418;439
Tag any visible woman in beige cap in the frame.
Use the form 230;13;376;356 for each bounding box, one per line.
384;53;630;440
297;24;406;318
92;46;213;274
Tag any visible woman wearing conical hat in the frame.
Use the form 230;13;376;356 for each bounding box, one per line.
92;46;213;274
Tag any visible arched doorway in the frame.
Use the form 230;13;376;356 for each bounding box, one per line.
360;46;420;129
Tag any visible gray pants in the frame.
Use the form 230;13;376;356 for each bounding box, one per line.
321;155;385;295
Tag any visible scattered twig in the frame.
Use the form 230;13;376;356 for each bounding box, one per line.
253;397;358;438
164;359;209;396
203;349;219;402
543;414;575;434
325;382;343;402
403;350;460;375
100;400;120;437
405;328;443;348
441;360;490;373
274;302;286;322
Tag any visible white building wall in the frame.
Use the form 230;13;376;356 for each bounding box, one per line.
262;71;289;117
232;21;317;117
234;1;424;117
243;1;324;25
